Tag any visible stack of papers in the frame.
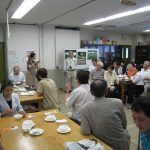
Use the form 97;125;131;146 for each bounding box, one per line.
64;139;105;150
20;91;35;96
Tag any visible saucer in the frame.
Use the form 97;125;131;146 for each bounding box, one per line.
29;128;44;136
45;115;56;122
57;125;71;134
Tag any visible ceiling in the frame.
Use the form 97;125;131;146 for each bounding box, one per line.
1;0;150;33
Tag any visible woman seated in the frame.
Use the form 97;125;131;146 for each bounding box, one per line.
126;63;136;78
0;80;26;117
104;65;119;97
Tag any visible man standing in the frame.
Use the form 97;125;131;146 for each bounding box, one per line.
81;79;130;150
66;51;77;89
9;65;26;84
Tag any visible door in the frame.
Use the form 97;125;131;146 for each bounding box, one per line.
0;42;6;82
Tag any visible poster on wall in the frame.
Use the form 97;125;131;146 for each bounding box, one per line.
77;51;86;65
64;49;98;70
87;50;97;60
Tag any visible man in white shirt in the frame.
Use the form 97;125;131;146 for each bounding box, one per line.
126;68;144;107
65;70;94;124
66;51;77;89
9;65;26;84
88;58;97;72
141;61;150;96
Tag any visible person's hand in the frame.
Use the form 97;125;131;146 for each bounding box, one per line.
20;111;26;117
65;82;71;93
3;109;14;116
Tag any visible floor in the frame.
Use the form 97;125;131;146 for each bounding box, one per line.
58;89;139;150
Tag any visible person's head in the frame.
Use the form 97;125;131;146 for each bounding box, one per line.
92;58;97;67
76;70;89;84
126;63;133;70
143;61;150;70
68;51;73;58
121;62;125;67
36;68;48;81
13;65;20;75
90;79;107;98
113;62;119;68
107;65;114;73
96;61;103;70
131;97;150;132
29;52;36;60
1;80;13;98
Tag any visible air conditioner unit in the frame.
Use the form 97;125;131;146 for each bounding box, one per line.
120;0;136;6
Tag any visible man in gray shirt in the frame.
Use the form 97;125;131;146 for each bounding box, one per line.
81;79;130;150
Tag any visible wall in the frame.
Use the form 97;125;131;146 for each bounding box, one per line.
55;28;80;69
7;24;39;73
42;25;55;69
80;29;133;45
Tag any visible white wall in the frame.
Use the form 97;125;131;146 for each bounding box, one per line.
55;29;80;69
80;29;133;45
7;24;39;73
42;25;55;69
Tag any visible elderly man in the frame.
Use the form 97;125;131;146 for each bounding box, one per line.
81;79;130;150
65;70;94;124
141;61;150;96
90;61;105;81
9;65;26;84
65;51;77;89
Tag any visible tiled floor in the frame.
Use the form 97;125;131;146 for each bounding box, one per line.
58;89;139;150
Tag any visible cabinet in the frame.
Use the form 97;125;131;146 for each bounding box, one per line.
135;46;150;64
81;43;130;65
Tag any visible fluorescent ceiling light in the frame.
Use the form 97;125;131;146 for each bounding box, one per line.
84;5;150;25
11;0;41;19
143;29;150;32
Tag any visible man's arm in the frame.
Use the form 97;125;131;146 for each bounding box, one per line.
80;107;91;135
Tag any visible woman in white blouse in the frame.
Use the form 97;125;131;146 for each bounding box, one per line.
0;80;26;117
104;65;119;97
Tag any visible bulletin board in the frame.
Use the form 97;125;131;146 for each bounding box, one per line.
64;49;99;70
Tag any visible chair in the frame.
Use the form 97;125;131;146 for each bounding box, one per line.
143;80;150;96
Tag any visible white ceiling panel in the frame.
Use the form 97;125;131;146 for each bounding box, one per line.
0;0;150;33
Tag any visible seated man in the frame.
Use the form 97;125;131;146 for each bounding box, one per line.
126;67;144;108
9;65;26;84
36;68;59;109
81;79;130;150
88;58;97;72
90;61;105;82
65;70;94;124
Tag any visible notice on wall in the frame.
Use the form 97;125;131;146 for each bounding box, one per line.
77;51;86;65
8;51;26;73
64;49;98;70
87;50;97;60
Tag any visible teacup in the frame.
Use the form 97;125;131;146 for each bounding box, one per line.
14;114;23;120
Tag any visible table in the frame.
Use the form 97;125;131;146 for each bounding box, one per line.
0;110;112;150
19;92;43;112
119;79;133;103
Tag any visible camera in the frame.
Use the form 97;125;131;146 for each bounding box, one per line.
69;66;72;70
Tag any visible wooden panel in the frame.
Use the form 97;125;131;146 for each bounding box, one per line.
0;42;6;82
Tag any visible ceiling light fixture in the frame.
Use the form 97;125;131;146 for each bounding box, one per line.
83;5;150;25
143;29;150;32
11;0;41;19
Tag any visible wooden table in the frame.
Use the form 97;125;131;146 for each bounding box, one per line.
119;79;133;103
0;110;112;150
19;92;43;111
